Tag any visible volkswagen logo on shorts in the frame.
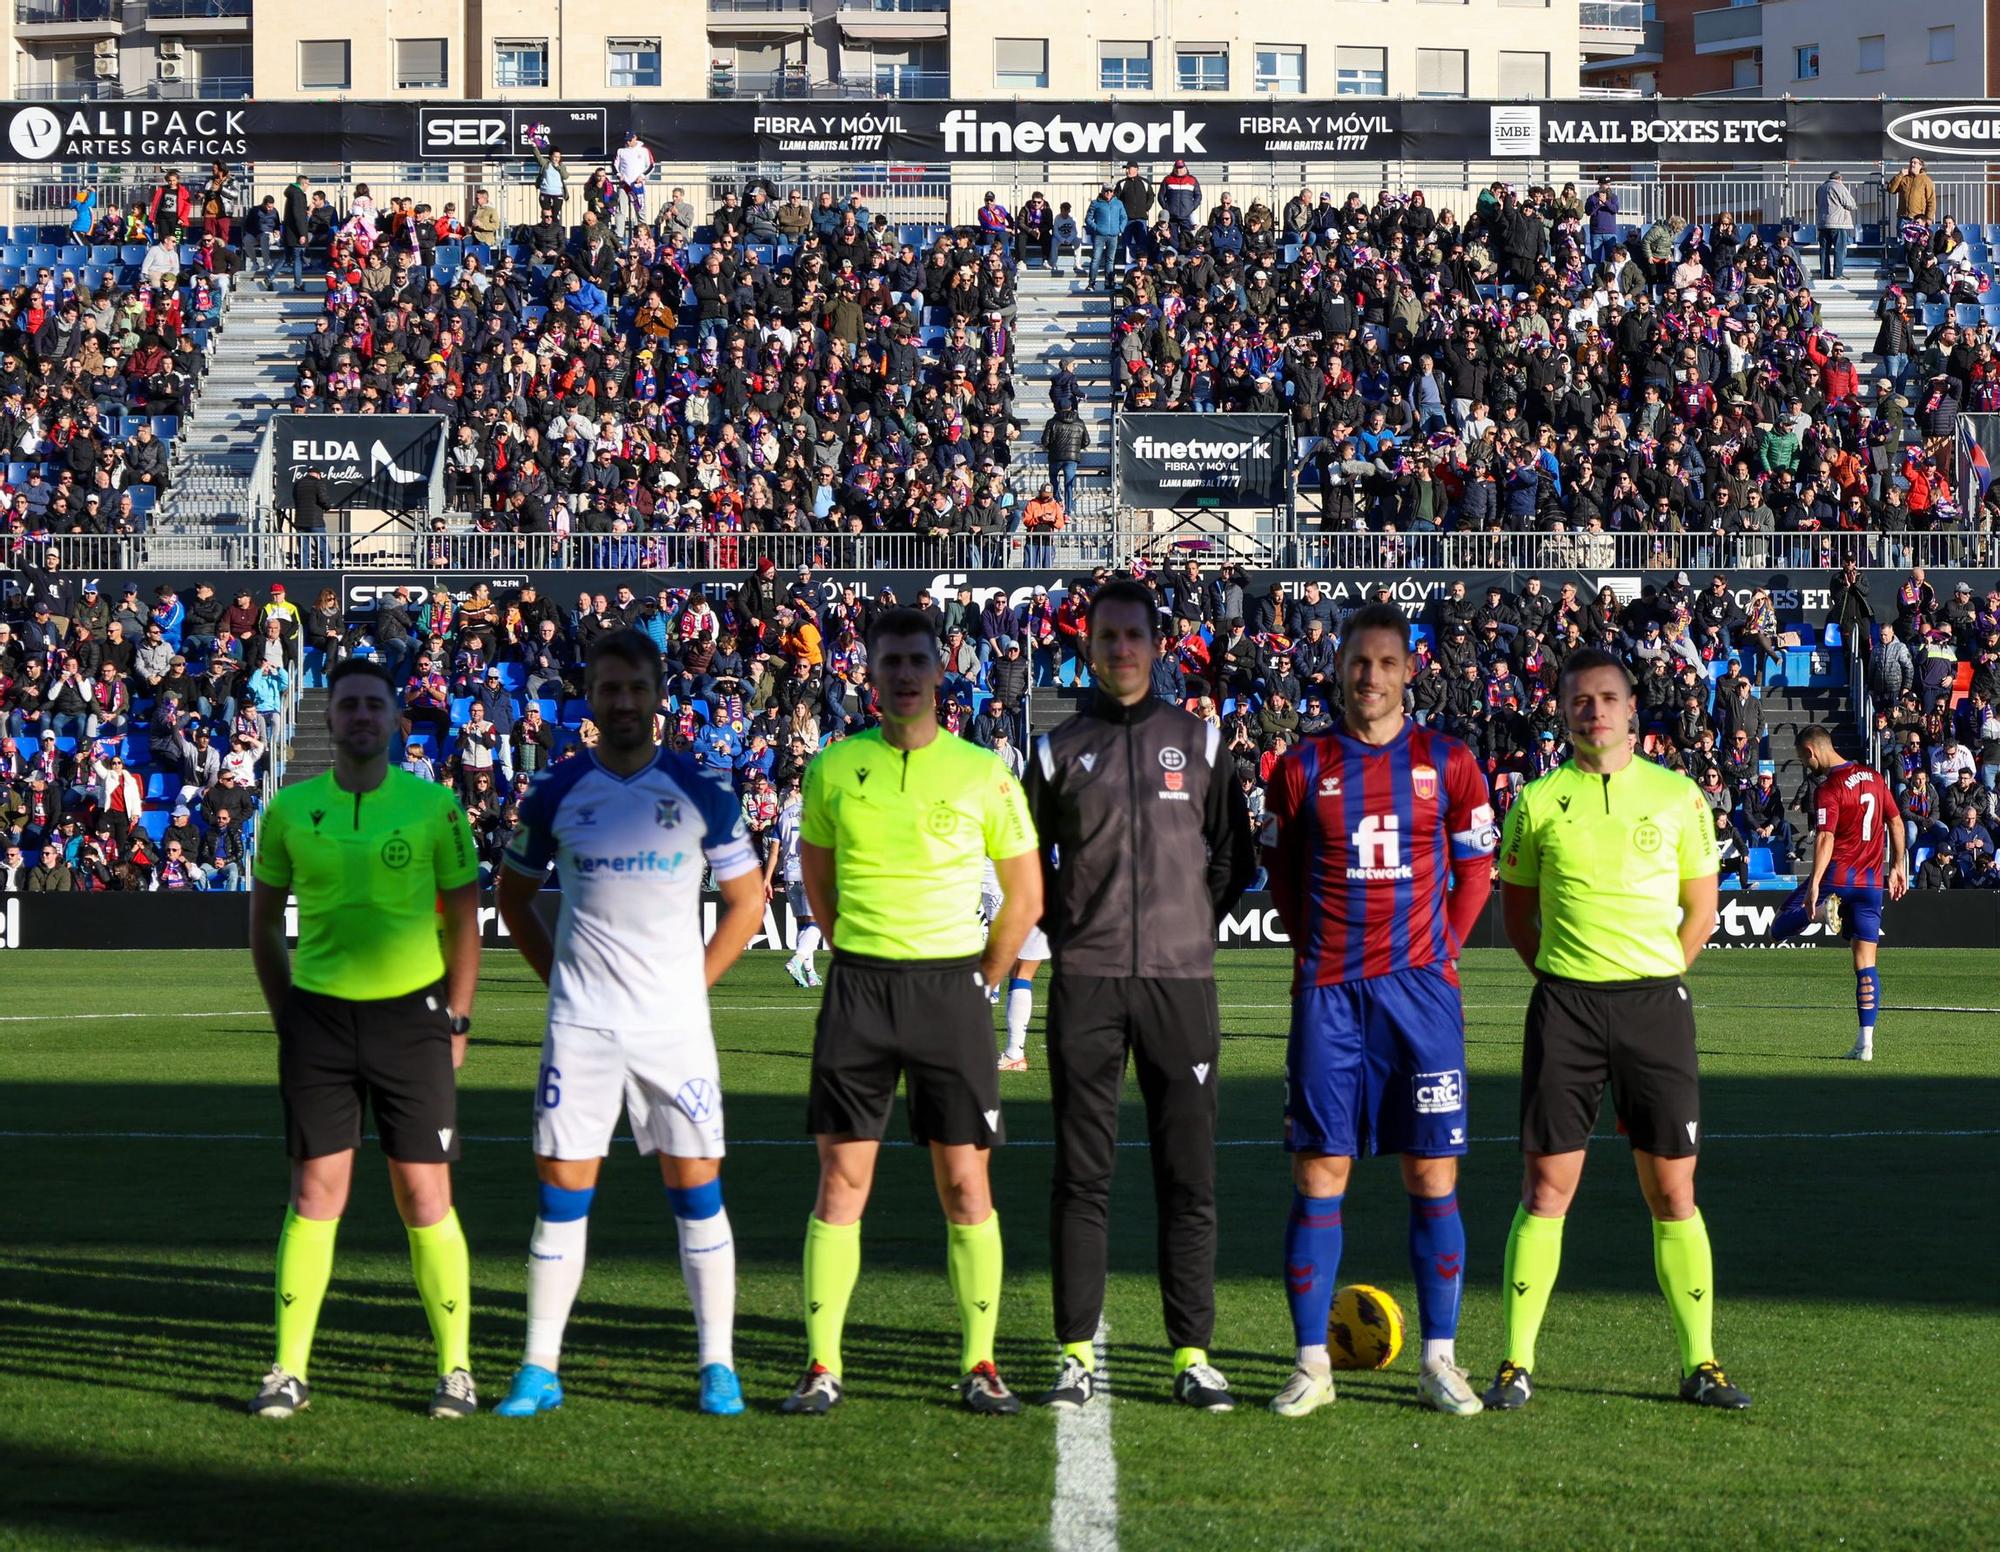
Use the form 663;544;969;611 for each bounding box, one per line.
380;835;413;868
1158;746;1187;772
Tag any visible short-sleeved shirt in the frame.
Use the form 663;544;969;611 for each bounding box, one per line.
1814;761;1893;889
1497;757;1717;983
254;767;479;1000
801;727;1035;960
505;748;759;1031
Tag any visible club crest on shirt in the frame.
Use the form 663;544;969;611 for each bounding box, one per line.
656;796;682;829
1412;764;1438;801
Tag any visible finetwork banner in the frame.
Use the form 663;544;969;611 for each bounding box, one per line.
1118;414;1292;510
1;97;1991;166
271;414;442;513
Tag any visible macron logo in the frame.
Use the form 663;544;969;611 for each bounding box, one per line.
942;108;1207;157
982;1109;1000;1131
1130;435;1274;461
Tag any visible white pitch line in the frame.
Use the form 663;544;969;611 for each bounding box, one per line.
0;1009;267;1024
2;1128;1996;1147
1051;1317;1118;1552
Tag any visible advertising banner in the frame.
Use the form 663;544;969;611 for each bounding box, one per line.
3;97;1995;168
1117;415;1292;510
270;414;443;513
4;891;1996;952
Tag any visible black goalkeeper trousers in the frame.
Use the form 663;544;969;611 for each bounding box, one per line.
1047;973;1220;1350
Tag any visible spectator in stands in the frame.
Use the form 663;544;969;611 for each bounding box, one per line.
26;840;72;893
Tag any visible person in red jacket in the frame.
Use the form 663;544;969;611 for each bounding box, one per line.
1054;583;1091;686
148;171;193;242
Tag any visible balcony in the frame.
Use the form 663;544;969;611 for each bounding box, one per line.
15;79;116;99
13;0;120;35
155;73;254;97
837;66;948;96
1579;0;1645;54
837;0;947;41
709;67;816;97
1693;2;1761;54
146;0;252;25
706;0;811;34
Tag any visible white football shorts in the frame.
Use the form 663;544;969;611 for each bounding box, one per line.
1019;924;1050;961
785;879;812;924
533;1022;725;1160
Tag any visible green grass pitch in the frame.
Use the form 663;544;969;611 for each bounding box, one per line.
2;946;1996;1551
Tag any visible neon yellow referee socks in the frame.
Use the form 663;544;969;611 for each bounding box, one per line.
274;1209;339;1380
1501;1206;1565;1371
946;1212;1003;1373
406;1209;472;1376
1653;1211;1718;1376
804;1215;862;1378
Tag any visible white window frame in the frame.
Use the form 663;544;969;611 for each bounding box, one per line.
1098;40;1153;92
1332;46;1385;96
493;39;549;90
1856;35;1884;73
1253;44;1305;94
1175;45;1229;93
607;38;661;89
394;37;448;91
993;37;1048;90
1415;47;1467;98
1794;43;1819;80
1928;25;1955;63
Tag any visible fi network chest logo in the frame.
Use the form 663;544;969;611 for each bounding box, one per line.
1490;105;1541;158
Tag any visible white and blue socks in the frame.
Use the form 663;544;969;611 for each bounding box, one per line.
790;922;823;975
667;1179;736;1371
524;1182;594;1371
1003;977;1034;1060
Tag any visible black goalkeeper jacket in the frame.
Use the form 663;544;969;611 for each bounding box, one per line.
1025;691;1255;980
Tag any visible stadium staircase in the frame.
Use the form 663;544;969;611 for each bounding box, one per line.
1011;268;1115;522
282;689;333;785
164;285;321;527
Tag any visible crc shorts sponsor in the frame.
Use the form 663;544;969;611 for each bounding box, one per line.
1284;965;1468;1158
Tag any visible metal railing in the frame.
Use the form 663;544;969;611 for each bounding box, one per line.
14;81;114;100
1578;1;1645;29
154;75;255;98
146;0;252;15
10;525;1994;575
835;69;950;99
707;0;810;10
14;0;117;20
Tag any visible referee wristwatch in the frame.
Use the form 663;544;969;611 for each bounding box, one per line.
446;1010;471;1036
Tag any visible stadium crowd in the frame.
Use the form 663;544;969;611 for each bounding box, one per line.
3;556;1996;894
1085;167;1997;555
0;165;242;551
271;157;1093;560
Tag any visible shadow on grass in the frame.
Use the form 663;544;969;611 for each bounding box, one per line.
0;1440;898;1552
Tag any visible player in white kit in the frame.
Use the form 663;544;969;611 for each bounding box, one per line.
492;630;767;1417
765;782;823;988
983;859;1049;1071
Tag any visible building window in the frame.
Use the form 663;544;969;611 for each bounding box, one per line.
395;38;447;90
1498;0;1549;7
607;38;660;88
1253;45;1304;93
297;39;350;91
1497;49;1547;97
494;39;549;89
1333;46;1385;95
1416;47;1467;98
1098;41;1152;91
1856;34;1884;73
1929;25;1955;62
1793;43;1819;80
1175;46;1228;92
994;37;1047;90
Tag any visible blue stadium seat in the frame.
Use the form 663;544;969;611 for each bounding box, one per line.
88;244;117;266
119;243;146;265
1985;225;2000;245
495;662;525;690
1823;621;1843;651
1921;302;1947;329
58;244;86;266
144;772;176;800
138;810;170;842
1956;303;1984;328
1747;846;1776;880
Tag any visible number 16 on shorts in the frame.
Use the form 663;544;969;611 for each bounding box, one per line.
533;1022;728;1161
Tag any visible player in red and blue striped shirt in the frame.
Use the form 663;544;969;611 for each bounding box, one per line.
1261;603;1497;1418
1767;725;1908;1060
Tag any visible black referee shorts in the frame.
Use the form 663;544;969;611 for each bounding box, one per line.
1520;974;1701;1159
807;951;1002;1149
277;980;458;1163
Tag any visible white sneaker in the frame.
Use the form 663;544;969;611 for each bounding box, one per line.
786;958;810;988
804;965;821;988
1841;1040;1873;1062
1269;1365;1336;1417
1417;1357;1485;1416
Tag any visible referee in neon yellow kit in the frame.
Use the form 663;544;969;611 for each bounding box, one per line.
1482;647;1751;1413
246;657;482;1420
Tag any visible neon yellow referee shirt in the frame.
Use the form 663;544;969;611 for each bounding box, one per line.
254;768;479;1000
1497;757;1718;983
801;728;1036;960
